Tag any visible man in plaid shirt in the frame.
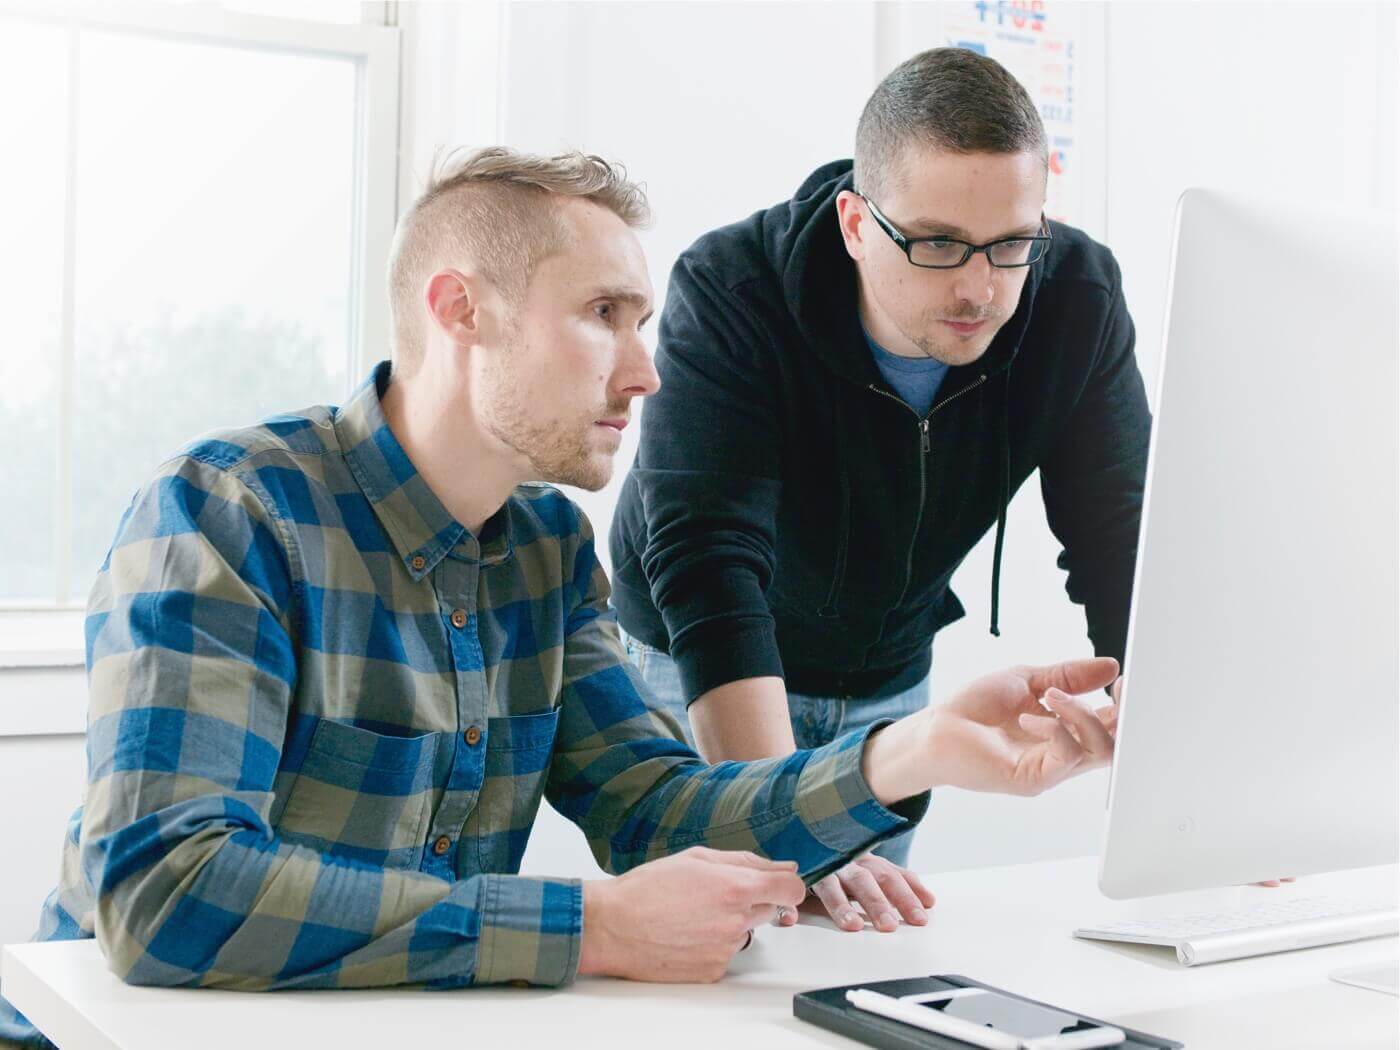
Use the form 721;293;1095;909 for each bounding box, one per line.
0;148;1120;1047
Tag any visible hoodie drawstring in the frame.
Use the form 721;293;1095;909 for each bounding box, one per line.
989;369;1011;637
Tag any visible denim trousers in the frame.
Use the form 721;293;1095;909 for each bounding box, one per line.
620;631;929;867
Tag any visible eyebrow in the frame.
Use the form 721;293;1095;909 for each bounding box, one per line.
591;286;654;325
906;218;1044;240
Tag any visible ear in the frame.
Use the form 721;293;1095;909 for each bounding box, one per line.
423;268;484;347
835;190;869;263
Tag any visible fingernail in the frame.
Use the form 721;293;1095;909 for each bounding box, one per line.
881;911;898;929
842;911;859;927
911;908;927;923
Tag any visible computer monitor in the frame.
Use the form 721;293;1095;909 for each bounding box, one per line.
1098;188;1399;899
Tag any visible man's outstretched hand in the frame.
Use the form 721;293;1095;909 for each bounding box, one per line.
931;658;1121;796
862;657;1122;807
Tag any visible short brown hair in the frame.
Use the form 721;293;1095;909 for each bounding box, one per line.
855;48;1047;201
388;146;650;373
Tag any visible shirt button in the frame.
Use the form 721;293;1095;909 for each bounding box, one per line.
411;555;426;571
432;835;452;856
450;609;468;629
464;726;482;746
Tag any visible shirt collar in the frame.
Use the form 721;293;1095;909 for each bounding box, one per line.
335;362;514;580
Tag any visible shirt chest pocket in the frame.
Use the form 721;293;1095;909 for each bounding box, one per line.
276;718;439;870
471;708;561;874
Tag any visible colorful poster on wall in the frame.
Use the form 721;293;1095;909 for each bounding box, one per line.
937;1;1096;229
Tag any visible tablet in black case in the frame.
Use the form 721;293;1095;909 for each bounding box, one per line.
794;975;1184;1049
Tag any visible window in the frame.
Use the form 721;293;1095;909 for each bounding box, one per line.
0;3;398;657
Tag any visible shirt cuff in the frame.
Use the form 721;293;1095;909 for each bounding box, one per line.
793;719;930;875
473;875;583;987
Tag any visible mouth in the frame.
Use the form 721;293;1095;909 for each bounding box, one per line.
940;319;989;336
595;418;628;432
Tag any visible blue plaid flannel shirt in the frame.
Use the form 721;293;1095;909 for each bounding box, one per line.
0;363;925;1047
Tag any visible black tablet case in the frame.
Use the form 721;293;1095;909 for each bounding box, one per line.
794;975;1185;1049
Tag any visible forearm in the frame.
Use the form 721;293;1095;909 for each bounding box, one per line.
688;676;793;761
89;799;582;990
553;717;924;878
554;592;925;885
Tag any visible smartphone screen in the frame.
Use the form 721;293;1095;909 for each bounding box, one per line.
910;988;1112;1040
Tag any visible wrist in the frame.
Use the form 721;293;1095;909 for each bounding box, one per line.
577;879;616;977
861;707;945;805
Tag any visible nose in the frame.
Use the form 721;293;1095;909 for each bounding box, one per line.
616;328;661;399
950;250;996;307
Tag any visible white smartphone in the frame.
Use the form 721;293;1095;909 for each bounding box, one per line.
846;986;1127;1050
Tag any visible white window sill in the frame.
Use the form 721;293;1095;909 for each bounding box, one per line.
0;649;85;670
0;665;87;737
0;612;88;733
0;608;85;670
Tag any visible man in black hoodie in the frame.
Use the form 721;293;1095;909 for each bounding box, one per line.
609;48;1151;931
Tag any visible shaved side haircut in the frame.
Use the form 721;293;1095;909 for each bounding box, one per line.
388;146;650;375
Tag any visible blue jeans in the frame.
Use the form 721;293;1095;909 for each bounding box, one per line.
620;632;929;868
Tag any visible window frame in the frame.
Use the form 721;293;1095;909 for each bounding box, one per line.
0;0;400;669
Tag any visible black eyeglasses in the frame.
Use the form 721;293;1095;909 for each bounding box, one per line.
860;194;1052;269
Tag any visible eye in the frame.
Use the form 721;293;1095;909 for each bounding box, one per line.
1001;239;1027;249
929;239;957;250
594;302;615;324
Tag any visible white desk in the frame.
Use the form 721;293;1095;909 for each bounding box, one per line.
4;856;1397;1050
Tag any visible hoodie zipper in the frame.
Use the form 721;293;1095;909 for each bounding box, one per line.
866;372;989;660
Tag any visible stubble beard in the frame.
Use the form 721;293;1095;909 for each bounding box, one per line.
910;308;1003;367
911;329;994;367
482;357;618;492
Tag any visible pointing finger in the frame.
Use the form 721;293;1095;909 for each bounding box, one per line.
1045;688;1115;758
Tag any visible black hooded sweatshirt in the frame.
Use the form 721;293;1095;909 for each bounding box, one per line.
609;160;1151;704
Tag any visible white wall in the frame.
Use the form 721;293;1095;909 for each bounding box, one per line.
3;3;1394;944
0;736;86;947
1104;1;1397;405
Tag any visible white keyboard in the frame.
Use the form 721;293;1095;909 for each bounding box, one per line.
1074;896;1400;966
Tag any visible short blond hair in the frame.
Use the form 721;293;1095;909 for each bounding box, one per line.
387;146;650;374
